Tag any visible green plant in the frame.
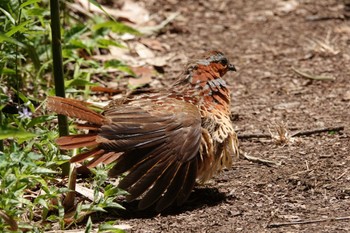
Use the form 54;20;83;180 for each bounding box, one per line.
0;118;67;231
0;0;139;231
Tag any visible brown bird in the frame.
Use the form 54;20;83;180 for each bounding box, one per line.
47;50;239;212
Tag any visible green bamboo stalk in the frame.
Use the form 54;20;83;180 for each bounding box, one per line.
50;0;69;176
0;111;3;152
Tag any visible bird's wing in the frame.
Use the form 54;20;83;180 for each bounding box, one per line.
100;98;202;211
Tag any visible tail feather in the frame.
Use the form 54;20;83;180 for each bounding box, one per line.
103;152;122;164
86;151;121;168
47;96;116;168
68;147;120;167
75;123;101;131
56;134;98;149
70;147;105;163
47;96;104;125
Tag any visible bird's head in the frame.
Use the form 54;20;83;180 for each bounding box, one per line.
173;51;236;110
178;51;236;87
174;50;236;96
194;50;236;77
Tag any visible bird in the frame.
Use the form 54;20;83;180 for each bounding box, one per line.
47;50;239;212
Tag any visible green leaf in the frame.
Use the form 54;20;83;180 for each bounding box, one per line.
27;152;43;160
0;67;16;75
99;222;126;233
64;25;88;41
20;0;41;8
104;59;135;75
0;33;25;47
87;0;113;20
86;206;106;213
5;21;30;37
96;38;124;49
25;7;47;16
104;186;118;197
85;217;93;233
27;115;56;128
0;126;36;140
103;202;125;210
17;223;35;231
0;7;16;24
17;92;35;112
67;38;89;50
32;167;58;174
37;198;49;209
93;21;140;35
65;78;98;88
104;185;127;197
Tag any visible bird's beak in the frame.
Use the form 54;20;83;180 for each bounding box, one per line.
228;64;236;71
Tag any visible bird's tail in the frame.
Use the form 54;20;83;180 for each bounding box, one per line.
46;96;104;125
47;96;119;167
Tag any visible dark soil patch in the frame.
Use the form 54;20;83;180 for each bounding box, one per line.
97;0;350;232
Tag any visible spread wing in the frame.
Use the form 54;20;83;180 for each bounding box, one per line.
99;98;202;211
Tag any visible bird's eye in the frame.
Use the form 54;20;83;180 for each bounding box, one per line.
220;58;228;67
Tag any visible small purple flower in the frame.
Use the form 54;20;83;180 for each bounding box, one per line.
18;107;32;119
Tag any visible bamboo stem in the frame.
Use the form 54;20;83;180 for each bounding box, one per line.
50;0;69;175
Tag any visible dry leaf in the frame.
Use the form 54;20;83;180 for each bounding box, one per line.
75;183;103;201
128;66;155;87
73;0;150;25
145;56;169;67
121;0;150;25
139;38;167;52
134;43;155;59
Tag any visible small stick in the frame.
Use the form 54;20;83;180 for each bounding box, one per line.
238;133;271;139
292;67;335;81
306;15;345;21
238;126;344;140
241;152;282;166
291;126;344;137
267;216;350;228
336;170;348;180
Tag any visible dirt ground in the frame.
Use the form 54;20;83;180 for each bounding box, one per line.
97;0;350;232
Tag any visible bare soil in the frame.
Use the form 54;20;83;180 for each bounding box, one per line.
99;0;350;232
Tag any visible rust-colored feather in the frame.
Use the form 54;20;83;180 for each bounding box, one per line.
75;123;101;131
56;134;98;149
86;151;121;168
69;147;105;163
47;96;104;125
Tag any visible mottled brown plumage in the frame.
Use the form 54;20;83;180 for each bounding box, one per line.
47;50;239;212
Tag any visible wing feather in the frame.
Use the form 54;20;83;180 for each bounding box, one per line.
177;158;198;206
101;98;202;210
155;162;186;211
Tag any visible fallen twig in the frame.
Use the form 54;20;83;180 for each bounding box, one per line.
241;151;282;167
238;126;344;140
336;169;348;180
291;126;344;137
139;12;180;35
306;15;345;21
292;67;335;81
267;216;350;228
238;133;271;139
